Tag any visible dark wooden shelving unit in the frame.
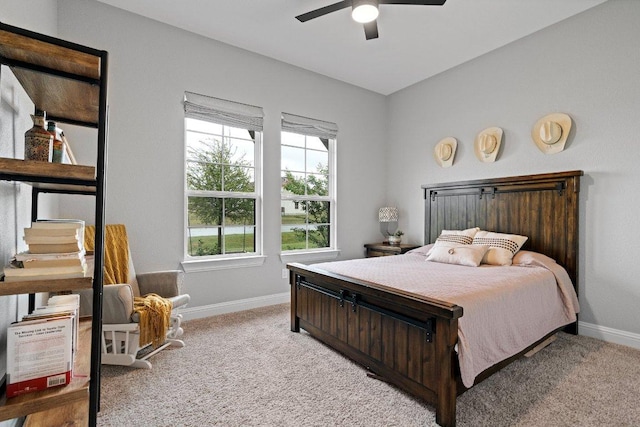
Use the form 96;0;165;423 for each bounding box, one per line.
0;21;108;426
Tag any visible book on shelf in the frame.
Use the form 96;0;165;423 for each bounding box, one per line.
20;256;85;269
1;219;88;281
14;250;85;263
6;315;74;398
2;264;87;282
24;226;80;238
24;234;81;245
23;294;80;364
27;242;83;254
24;220;85;254
33;219;85;245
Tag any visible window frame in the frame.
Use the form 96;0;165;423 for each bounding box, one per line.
280;129;338;257
181;93;264;270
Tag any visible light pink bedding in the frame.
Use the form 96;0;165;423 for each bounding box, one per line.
313;250;579;388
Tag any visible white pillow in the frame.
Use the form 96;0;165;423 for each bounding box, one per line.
426;244;489;267
433;227;480;247
472;230;528;266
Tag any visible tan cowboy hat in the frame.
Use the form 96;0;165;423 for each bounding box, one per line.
532;113;572;154
434;137;457;168
474;127;503;163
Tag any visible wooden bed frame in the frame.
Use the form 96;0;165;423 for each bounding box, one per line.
288;170;582;427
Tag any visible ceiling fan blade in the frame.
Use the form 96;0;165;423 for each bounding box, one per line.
379;0;446;5
363;21;379;40
296;1;352;22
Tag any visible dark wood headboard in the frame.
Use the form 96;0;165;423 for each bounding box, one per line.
422;170;583;292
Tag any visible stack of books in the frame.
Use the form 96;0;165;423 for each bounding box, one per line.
2;220;87;282
6;294;80;397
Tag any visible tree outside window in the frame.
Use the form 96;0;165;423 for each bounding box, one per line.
281;130;334;251
186;119;258;256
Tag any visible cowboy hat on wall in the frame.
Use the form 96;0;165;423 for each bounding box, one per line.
474;127;503;163
532;113;572;154
434;137;457;168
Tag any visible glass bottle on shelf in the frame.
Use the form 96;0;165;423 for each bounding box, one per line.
47;120;65;163
24;112;53;162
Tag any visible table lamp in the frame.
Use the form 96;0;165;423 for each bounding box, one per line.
379;206;398;242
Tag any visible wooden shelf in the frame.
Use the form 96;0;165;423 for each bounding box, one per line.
0;277;92;297
0;319;92;422
0;158;96;192
0;24;102;126
0;21;108;426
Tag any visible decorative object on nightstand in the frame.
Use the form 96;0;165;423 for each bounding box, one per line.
364;242;420;258
387;230;404;245
378;206;398;242
474;126;503;163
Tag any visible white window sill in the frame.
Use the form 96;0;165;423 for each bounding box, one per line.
279;249;340;264
181;255;267;272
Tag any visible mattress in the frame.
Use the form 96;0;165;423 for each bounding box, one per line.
313;250;580;387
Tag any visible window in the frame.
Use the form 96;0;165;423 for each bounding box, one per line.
184;92;263;259
281;113;337;252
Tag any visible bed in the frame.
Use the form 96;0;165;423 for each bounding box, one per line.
287;170;583;427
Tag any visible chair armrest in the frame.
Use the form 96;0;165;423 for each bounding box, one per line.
137;270;184;298
75;284;134;324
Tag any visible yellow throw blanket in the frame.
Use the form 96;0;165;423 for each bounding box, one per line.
85;224;129;285
134;294;173;348
85;224;173;348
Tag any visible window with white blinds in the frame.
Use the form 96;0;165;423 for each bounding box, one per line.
280;113;337;252
184;92;263;259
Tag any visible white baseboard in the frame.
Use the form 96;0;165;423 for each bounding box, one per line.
178;292;290;321
579;321;640;350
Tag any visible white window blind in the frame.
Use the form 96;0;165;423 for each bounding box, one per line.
281;112;338;139
184;91;264;131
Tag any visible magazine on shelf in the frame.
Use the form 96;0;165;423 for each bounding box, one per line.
6;315;74;398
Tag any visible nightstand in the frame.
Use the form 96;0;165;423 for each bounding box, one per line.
364;242;421;258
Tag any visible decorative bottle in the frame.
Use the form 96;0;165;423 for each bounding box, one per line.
24;112;53;162
47;120;65;163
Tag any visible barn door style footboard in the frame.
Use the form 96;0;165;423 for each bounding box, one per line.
288;263;463;427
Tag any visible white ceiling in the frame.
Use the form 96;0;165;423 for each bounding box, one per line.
96;0;607;95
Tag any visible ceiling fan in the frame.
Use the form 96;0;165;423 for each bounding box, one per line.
295;0;447;40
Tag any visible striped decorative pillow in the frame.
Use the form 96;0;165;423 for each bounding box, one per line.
426;227;480;256
472;230;528;266
434;227;480;246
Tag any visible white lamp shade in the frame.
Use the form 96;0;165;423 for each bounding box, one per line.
352;0;379;23
379;207;398;222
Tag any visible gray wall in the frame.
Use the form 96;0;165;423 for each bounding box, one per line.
55;0;389;308
386;0;640;336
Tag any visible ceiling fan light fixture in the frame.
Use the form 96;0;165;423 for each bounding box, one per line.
352;0;379;24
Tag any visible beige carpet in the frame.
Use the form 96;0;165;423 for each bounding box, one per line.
98;303;640;426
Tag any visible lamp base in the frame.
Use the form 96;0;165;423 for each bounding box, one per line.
380;221;398;242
